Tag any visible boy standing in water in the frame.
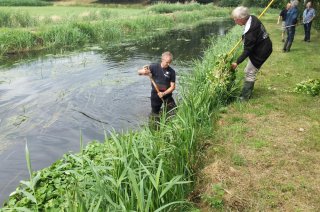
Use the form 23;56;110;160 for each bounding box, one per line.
138;51;176;123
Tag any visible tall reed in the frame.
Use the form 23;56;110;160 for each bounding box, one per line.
148;2;203;14
0;9;38;27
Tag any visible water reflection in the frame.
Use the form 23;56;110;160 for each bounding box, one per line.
0;20;233;205
98;20;233;63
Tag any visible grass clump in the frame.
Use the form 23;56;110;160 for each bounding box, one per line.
203;183;225;209
0;9;38;27
0;29;39;54
148;2;203;14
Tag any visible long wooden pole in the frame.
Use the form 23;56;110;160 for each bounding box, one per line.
149;75;164;102
144;65;164;102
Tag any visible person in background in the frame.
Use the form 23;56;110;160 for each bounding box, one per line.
278;2;291;42
230;6;273;101
283;0;299;52
138;52;176;125
303;1;316;42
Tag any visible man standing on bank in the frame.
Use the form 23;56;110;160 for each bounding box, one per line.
277;2;291;42
138;51;176;117
231;6;273;101
303;1;316;42
283;0;299;52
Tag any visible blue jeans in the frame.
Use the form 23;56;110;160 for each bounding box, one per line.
283;26;295;51
304;21;312;41
286;26;296;43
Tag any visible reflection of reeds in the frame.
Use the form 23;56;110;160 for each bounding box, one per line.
3;26;242;211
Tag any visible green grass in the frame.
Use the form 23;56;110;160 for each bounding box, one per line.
197;13;320;211
147;2;206;14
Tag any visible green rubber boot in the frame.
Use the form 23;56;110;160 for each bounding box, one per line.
239;81;255;101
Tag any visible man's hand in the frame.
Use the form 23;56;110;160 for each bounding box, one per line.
138;65;151;75
231;62;238;70
158;92;165;98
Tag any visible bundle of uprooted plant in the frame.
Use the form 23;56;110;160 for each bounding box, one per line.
206;54;237;102
294;79;320;96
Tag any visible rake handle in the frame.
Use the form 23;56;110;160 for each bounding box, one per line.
149;75;164;102
144;65;164;102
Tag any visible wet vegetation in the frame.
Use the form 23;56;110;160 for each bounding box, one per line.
1;6;243;209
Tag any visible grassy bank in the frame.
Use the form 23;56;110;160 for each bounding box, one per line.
0;3;229;55
196;13;320;211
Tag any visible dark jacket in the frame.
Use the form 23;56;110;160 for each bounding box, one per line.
280;8;288;21
286;6;298;26
236;15;273;69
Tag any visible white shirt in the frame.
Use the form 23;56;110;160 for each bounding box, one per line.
243;16;252;34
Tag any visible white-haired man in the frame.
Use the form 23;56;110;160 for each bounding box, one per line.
303;1;316;42
231;6;273;101
283;0;299;51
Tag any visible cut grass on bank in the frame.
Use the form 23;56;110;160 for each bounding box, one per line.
196;13;320;211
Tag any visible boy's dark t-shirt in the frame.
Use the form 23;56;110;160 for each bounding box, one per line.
280;8;288;21
149;63;176;96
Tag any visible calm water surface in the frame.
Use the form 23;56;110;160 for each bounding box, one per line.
0;20;233;204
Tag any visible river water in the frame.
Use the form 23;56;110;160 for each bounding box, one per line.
0;20;233;204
